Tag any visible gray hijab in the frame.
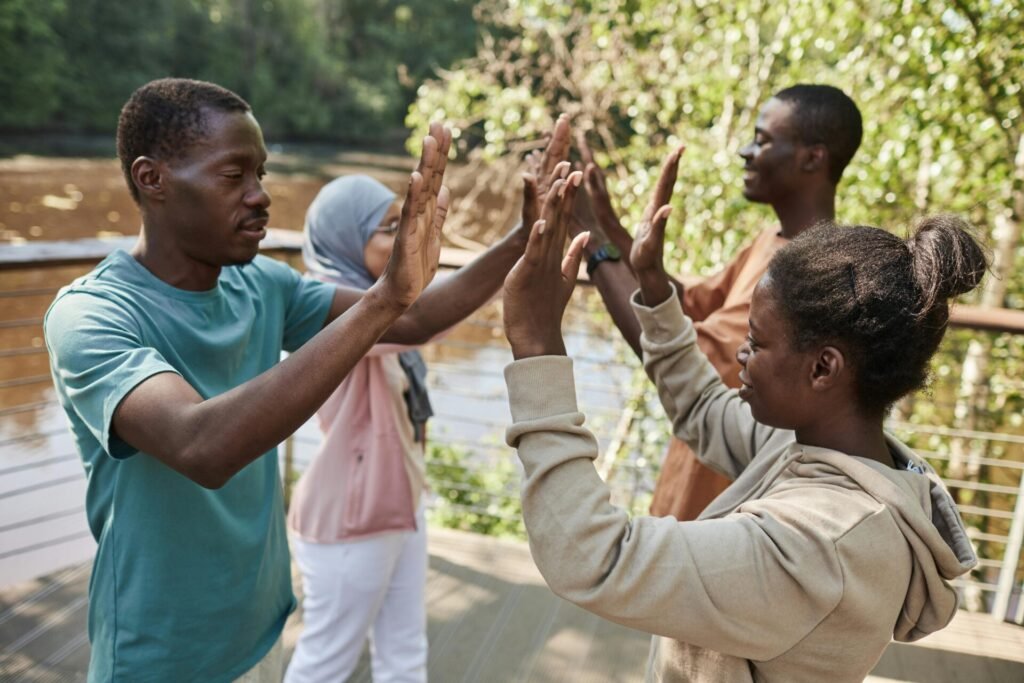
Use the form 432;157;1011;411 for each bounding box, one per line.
302;174;433;441
303;175;395;288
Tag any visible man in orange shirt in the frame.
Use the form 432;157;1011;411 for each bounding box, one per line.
577;84;863;520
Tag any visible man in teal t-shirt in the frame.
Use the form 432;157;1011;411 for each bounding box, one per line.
43;78;537;681
46;252;333;681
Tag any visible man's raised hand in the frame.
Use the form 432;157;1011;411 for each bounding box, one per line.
521;114;572;235
378;124;452;309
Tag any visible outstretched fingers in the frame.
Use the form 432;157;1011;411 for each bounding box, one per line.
413;136;439;218
562;232;590;282
521;173;539;229
429;125;452;195
651;145;685;212
648;205;673;246
576;131;595;166
556;171;583;247
541;114;571;179
433;185;450;242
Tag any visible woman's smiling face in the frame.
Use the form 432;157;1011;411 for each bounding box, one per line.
736;278;818;429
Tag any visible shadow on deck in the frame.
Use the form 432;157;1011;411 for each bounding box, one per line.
1;528;1023;682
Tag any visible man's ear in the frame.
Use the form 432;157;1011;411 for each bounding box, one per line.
801;143;828;175
809;345;845;392
131;157;165;201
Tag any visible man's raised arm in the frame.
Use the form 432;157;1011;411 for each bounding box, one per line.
111;126;451;489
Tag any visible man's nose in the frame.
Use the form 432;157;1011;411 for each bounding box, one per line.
246;182;271;210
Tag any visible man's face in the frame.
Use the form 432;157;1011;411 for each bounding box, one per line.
738;98;806;205
160;108;271;267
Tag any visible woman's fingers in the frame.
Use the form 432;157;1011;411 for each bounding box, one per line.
652;145;685;209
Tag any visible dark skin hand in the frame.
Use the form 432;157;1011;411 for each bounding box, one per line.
572;138;688;357
576;132;633;258
631;147;685;308
364;120;575;345
503;160;589;359
113;125;453;489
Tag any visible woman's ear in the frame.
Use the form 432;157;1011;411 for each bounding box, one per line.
131;157;165;201
809;345;846;392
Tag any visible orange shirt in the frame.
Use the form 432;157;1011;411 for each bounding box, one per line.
681;226;790;383
650;227;789;520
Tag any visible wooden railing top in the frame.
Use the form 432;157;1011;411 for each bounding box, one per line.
2;230;1022;334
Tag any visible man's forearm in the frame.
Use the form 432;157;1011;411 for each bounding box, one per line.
588;259;644;358
385;231;526;343
182;286;407;486
597;212;634;259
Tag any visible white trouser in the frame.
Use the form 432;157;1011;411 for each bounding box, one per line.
285;505;428;683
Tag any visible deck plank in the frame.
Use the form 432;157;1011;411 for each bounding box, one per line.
1;528;1023;682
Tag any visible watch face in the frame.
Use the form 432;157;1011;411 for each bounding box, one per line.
603;244;622;259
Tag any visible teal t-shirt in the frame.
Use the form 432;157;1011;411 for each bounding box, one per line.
43;250;334;682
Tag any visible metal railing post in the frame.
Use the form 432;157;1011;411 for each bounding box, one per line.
992;469;1024;621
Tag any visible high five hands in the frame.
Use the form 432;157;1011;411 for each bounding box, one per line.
522;114;572;238
504;117;588;359
378;122;452;310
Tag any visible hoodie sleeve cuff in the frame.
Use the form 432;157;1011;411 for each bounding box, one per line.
630;284;694;347
504;356;578;423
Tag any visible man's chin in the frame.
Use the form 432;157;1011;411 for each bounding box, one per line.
224;248;260;267
741;186;768;204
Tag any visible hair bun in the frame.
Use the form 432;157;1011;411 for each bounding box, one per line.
907;214;988;315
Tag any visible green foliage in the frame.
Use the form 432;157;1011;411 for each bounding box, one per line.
0;0;66;127
425;442;525;539
409;0;1024;587
3;0;479;142
409;0;1022;278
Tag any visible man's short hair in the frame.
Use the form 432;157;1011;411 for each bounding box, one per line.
774;84;862;184
116;78;251;202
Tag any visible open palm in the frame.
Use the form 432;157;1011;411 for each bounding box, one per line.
381;123;452;309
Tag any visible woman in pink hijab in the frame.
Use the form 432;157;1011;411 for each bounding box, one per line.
286;175;435;683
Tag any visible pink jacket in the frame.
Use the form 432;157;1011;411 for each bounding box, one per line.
287;344;425;543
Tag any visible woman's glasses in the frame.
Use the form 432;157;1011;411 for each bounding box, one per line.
377;218;400;235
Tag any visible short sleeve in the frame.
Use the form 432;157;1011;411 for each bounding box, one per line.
45;292;180;459
279;268;334;352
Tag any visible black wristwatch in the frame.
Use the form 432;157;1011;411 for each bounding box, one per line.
586;243;622;276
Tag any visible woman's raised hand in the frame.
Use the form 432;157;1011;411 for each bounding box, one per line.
503;158;588;359
631;146;684;306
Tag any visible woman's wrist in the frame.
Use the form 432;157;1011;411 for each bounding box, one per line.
636;267;673;307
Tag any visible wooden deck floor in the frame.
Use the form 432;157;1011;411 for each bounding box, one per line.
1;527;1023;682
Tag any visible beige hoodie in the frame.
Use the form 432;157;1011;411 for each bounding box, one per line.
504;289;976;682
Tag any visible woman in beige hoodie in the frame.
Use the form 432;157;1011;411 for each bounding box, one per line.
500;143;985;682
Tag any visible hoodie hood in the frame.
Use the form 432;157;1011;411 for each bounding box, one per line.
795;436;977;642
